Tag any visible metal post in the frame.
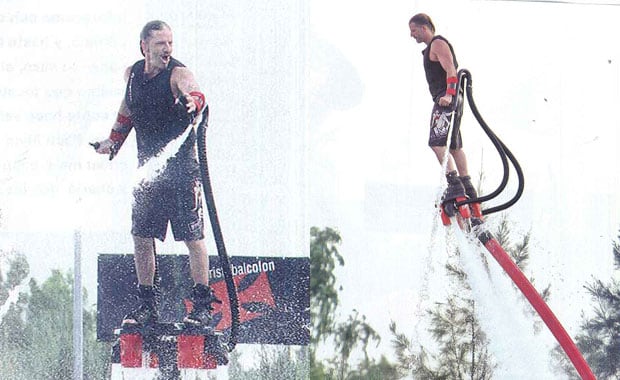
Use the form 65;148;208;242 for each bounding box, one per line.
73;230;83;379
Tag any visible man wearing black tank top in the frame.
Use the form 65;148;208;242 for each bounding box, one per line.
409;13;478;202
94;20;219;328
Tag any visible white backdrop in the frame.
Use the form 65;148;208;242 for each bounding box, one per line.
308;0;620;368
0;0;307;301
1;0;620;374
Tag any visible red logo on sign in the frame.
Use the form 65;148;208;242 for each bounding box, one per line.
184;271;276;331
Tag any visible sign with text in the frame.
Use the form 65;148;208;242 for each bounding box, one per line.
97;254;309;345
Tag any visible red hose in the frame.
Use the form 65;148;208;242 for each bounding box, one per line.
483;238;595;380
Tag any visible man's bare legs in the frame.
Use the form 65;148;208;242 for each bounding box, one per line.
133;236;209;286
185;239;209;285
431;145;455;172
450;148;470;177
430;146;469;177
133;236;156;285
129;236;214;325
430;145;477;201
122;236;159;325
183;239;218;325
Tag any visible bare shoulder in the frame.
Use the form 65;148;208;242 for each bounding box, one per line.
429;38;452;60
171;66;200;94
429;38;450;53
171;66;196;81
123;66;133;82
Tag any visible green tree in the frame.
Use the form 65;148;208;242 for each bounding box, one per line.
310;226;344;344
0;252;30;379
310;226;344;379
227;348;246;379
332;309;382;380
0;267;109;379
254;346;309;379
345;355;400;380
227;345;309;379
0;252;29;294
573;229;620;379
391;287;493;379
309;227;398;380
26;272;74;378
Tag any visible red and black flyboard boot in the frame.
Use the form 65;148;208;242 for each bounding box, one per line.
440;171;471;226
118;285;160;368
460;175;483;219
183;284;221;326
178;284;227;370
122;284;160;326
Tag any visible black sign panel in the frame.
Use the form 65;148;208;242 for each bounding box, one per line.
97;254;309;345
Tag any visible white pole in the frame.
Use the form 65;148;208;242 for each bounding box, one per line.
73;230;83;379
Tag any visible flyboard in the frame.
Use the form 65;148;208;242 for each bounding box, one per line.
437;69;595;380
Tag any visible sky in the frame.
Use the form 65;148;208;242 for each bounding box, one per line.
308;0;620;369
0;0;307;284
1;0;620;375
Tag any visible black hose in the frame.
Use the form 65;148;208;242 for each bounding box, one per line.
453;69;525;215
481;138;525;215
195;106;240;352
459;70;510;203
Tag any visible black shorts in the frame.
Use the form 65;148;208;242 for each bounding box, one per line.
131;177;205;242
428;95;464;149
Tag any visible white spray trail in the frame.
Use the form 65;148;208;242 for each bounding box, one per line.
412;183;454;357
412;116;458;359
452;226;562;379
411;98;561;377
134;113;202;187
0;284;25;321
0;250;26;322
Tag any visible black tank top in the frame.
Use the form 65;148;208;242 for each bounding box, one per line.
125;58;198;178
423;35;458;103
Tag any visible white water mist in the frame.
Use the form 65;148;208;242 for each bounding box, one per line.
452;226;561;379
